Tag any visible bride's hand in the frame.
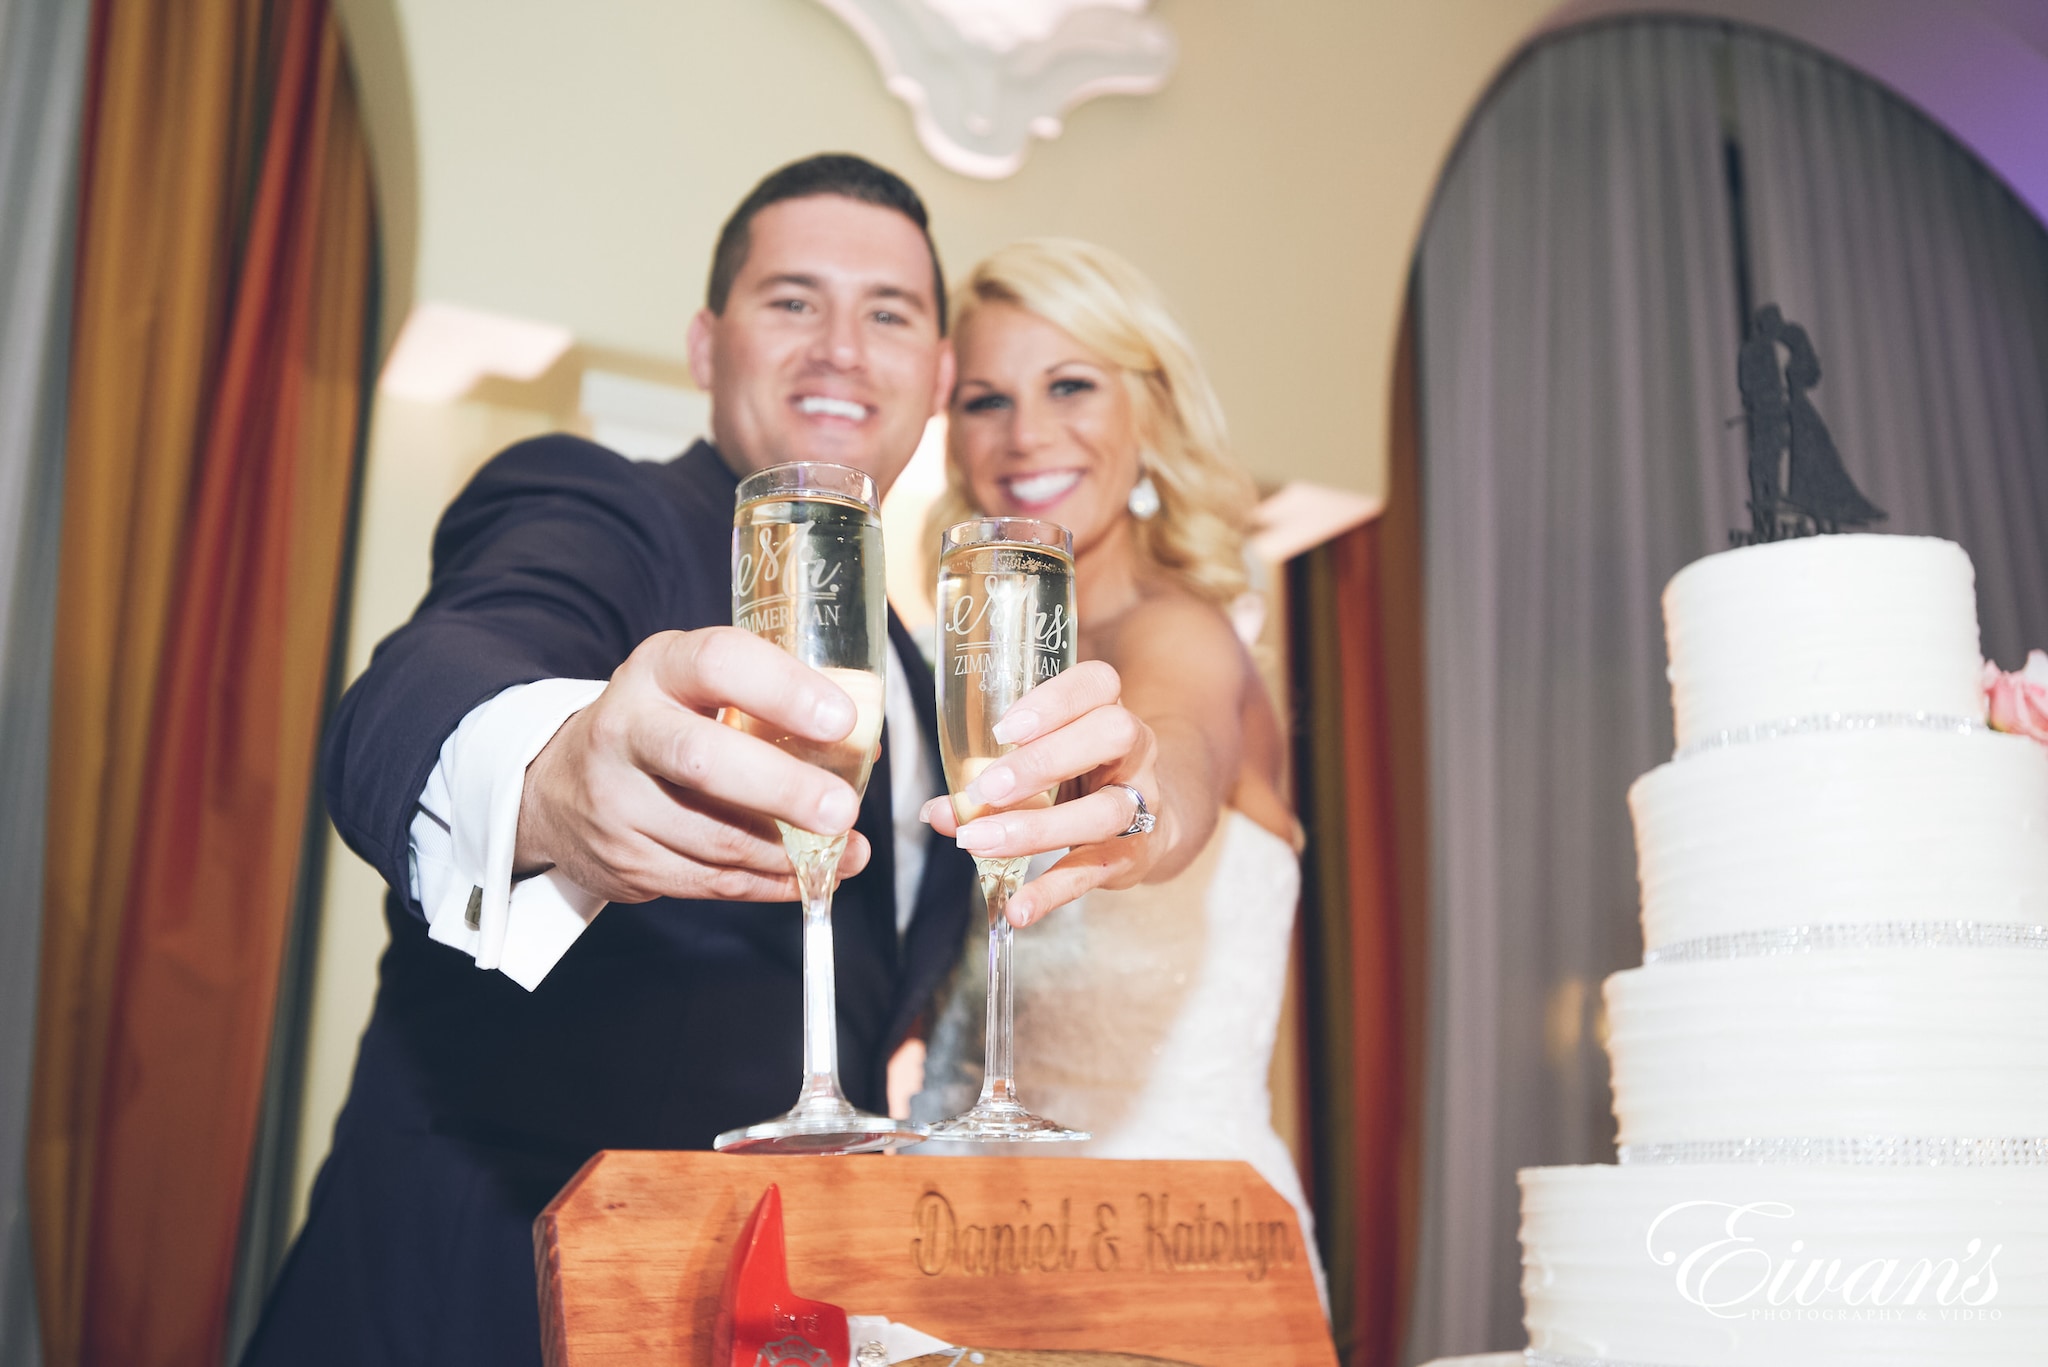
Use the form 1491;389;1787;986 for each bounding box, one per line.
919;660;1168;927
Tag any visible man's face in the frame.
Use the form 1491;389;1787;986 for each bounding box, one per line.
688;195;952;492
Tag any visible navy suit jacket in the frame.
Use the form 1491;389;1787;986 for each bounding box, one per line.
243;437;973;1367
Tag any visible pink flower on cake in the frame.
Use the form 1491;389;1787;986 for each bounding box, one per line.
1984;651;2048;743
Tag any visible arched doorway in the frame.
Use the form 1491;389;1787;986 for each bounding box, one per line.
1401;14;2048;1357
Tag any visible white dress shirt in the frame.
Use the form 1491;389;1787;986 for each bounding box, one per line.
408;637;939;990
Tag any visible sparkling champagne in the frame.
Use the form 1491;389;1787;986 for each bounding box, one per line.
935;538;1077;823
716;462;924;1155
731;488;888;859
927;518;1088;1144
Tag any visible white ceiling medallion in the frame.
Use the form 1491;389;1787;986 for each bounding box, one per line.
816;0;1176;179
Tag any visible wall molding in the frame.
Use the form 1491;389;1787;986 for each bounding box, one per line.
815;0;1175;178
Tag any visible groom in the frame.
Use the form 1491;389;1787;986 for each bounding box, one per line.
242;154;978;1366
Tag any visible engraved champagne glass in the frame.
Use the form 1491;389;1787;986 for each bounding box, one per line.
714;462;928;1155
924;518;1091;1142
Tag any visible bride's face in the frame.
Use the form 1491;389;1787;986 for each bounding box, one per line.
947;301;1142;558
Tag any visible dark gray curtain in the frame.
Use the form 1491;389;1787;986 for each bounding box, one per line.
1405;18;2048;1360
0;0;89;1361
1734;30;2048;668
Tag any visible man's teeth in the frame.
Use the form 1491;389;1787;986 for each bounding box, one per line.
797;396;867;421
1008;471;1080;504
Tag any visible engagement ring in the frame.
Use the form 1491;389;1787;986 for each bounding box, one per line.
1105;782;1156;837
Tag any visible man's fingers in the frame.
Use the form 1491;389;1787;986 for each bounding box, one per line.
960;704;1144;814
954;785;1141;860
604;829;871;905
638;786;797;877
646;627;858;742
988;660;1121;745
836;832;872;880
641;789;879;883
523;628;882;908
624;706;860;835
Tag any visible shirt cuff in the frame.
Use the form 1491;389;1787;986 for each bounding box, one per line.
420;677;609;990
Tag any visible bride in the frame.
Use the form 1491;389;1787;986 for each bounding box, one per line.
911;238;1324;1301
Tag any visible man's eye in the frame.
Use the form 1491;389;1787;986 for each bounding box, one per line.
772;298;810;314
1050;377;1095;398
961;393;1010;414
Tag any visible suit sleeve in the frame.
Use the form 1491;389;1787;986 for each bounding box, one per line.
322;435;691;918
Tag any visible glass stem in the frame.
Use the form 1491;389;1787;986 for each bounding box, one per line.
791;832;849;1110
976;856;1029;1109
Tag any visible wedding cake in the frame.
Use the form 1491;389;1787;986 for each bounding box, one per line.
1517;533;2048;1365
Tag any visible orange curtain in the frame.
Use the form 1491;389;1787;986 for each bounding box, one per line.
1288;300;1429;1366
30;0;375;1362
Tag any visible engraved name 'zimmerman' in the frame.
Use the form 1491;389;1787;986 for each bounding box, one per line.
909;1190;1296;1280
734;524;849;634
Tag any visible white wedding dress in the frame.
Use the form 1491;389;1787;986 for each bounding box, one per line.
912;809;1328;1307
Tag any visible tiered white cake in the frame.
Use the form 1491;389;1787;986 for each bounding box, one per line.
1518;535;2048;1365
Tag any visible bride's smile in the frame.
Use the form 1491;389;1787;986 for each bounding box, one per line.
949;300;1143;560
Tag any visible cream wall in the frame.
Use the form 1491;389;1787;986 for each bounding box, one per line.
295;0;1565;1225
351;0;1568;501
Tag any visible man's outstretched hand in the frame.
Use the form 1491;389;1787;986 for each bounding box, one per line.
515;627;869;904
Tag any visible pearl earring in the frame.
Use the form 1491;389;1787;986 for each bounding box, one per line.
1128;472;1161;520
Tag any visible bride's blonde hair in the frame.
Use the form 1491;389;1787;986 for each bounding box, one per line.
928;239;1256;606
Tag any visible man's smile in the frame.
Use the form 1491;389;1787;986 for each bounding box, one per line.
793;394;873;424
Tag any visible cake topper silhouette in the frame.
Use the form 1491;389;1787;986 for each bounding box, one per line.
1731;304;1887;545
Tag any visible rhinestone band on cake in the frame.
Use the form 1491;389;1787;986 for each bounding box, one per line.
1642;919;2048;965
1618;1136;2048;1167
1671;709;1988;761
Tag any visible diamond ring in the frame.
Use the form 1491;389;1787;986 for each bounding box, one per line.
1104;782;1156;838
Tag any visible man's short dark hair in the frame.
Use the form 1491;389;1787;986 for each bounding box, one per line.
707;153;947;334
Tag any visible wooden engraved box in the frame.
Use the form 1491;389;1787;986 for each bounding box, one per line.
534;1150;1336;1367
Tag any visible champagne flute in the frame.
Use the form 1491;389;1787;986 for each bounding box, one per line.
924;518;1091;1142
713;462;928;1155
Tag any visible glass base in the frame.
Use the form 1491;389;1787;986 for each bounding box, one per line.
920;1099;1091;1144
713;1098;929;1156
